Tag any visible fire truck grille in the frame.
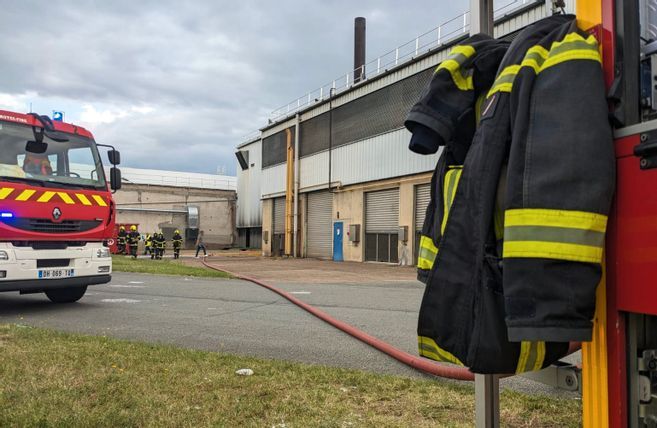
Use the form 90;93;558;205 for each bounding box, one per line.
0;218;102;234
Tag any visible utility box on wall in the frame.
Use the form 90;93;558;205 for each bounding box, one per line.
349;224;360;242
398;226;408;243
263;230;269;244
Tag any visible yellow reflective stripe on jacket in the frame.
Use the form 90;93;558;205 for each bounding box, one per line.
515;341;546;373
435;45;475;91
541;33;601;71
487;64;520;97
504;208;607;263
440;166;463;234
418;336;464;366
417;234;438;270
487;33;601;98
475;93;486;126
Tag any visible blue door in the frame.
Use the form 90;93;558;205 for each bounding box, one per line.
333;222;344;261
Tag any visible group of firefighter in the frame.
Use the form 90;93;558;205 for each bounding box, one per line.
116;225;184;260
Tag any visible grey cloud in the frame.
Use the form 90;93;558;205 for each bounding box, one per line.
0;0;467;174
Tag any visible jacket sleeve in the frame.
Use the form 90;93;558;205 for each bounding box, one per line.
405;35;502;155
502;24;615;342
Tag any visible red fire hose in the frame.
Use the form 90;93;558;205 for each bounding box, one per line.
201;259;580;381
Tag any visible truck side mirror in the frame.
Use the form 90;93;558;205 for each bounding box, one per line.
108;149;121;165
110;167;122;191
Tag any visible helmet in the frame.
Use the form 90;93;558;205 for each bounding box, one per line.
130;225;137;231
119;225;125;230
175;229;180;234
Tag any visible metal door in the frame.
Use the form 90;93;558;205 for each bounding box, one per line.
306;190;333;259
333;222;343;261
273;197;286;234
365;188;399;262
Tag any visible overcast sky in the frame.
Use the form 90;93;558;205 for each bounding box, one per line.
0;1;474;175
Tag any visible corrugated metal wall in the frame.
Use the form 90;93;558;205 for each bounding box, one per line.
365;189;399;233
273;197;286;234
261;163;287;198
415;183;431;230
236;139;262;228
306;191;333;259
298;69;433;158
247;1;557;212
494;2;547;38
299;129;441;191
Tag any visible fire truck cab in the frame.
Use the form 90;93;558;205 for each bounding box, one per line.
0;111;120;303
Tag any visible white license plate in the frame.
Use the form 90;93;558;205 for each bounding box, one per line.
38;269;75;279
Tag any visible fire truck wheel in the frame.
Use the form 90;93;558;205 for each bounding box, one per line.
45;286;88;303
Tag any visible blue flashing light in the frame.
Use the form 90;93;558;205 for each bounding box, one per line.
0;212;14;218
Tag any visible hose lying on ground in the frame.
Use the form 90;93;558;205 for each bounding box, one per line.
201;259;580;381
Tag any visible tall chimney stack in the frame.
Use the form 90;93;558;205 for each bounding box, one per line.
354;17;366;83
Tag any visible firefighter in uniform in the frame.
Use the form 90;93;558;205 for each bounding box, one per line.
144;234;152;257
128;225;140;259
172;229;183;259
117;225;127;255
154;232;165;260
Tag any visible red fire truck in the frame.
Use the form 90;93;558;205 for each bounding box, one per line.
0;111;121;303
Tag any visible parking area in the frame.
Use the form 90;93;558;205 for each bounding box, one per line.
188;252;418;285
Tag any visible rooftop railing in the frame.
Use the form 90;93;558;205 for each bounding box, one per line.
266;0;533;125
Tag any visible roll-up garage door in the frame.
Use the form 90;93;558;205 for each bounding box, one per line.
365;188;399;233
273;197;286;234
415;183;431;231
365;188;399;263
306;190;333;259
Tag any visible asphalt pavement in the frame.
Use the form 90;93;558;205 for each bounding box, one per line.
0;271;578;397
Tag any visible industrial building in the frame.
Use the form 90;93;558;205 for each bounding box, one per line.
114;167;236;248
236;0;572;262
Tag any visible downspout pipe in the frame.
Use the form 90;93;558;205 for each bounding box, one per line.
293;113;300;257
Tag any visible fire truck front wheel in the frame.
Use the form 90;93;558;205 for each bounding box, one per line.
45;286;88;303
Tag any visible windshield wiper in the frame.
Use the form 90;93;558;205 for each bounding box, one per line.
0;175;48;187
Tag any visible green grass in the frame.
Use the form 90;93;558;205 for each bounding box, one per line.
111;255;230;278
0;324;581;427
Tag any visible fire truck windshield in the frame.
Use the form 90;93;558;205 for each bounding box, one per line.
0;120;106;189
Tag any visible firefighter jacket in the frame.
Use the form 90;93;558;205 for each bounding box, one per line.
128;231;140;246
172;233;183;248
405;15;614;374
406;33;510;283
117;229;127;245
154;234;166;249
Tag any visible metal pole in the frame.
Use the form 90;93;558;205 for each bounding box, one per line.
469;0;494;35
293;113;300;258
328;87;334;191
475;374;500;427
471;1;496;425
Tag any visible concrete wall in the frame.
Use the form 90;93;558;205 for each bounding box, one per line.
330;172;432;263
114;183;236;248
279;172;432;262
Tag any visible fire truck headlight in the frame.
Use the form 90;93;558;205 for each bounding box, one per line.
0;251;8;261
96;248;110;258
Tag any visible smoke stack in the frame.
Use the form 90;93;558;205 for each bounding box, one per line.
354;17;366;83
